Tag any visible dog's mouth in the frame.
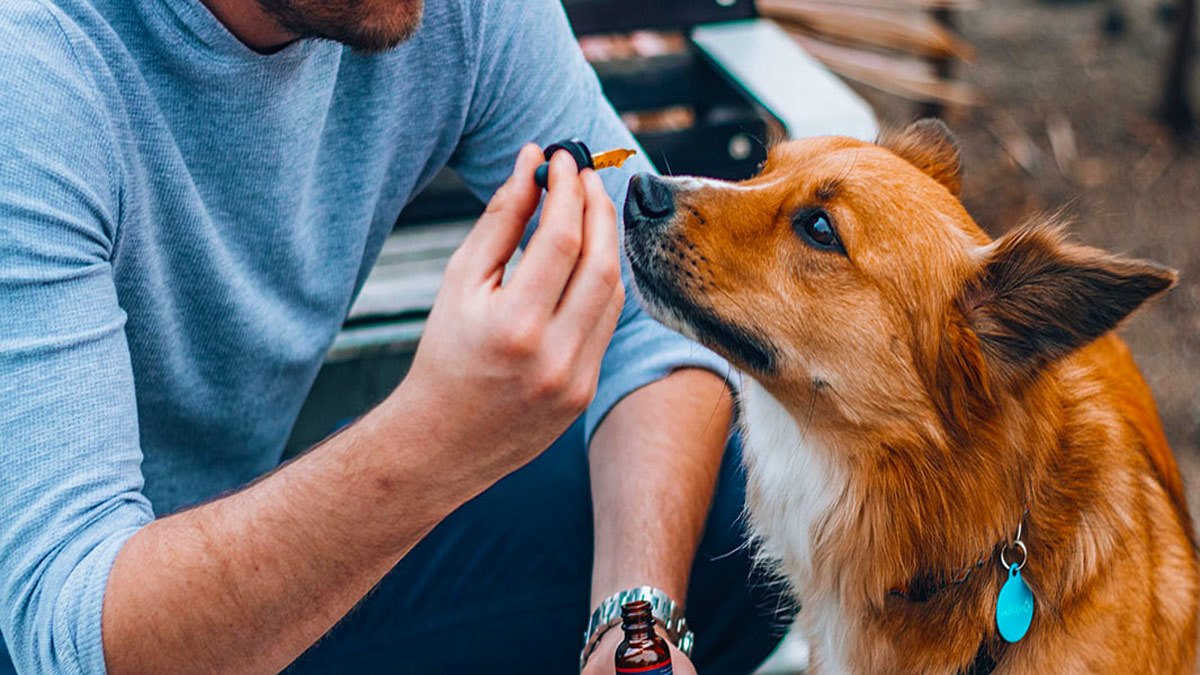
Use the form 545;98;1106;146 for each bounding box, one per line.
624;174;779;376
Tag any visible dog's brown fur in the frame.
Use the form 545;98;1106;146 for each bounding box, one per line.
624;120;1199;672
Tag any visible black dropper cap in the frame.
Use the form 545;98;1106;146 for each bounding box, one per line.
534;138;593;189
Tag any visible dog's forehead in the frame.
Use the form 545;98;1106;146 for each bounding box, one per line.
761;137;897;194
770;135;867;159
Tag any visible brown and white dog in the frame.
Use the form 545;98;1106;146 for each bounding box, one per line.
623;120;1199;673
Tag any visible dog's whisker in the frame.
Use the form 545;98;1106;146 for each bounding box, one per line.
708;537;752;562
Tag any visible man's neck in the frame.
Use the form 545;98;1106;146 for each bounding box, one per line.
200;0;297;53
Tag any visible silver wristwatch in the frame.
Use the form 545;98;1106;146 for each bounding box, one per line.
579;586;693;671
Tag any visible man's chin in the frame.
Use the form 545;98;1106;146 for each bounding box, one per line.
326;6;425;53
258;0;425;54
341;7;425;53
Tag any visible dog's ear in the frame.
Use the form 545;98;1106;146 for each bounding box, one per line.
880;119;962;195
960;221;1175;385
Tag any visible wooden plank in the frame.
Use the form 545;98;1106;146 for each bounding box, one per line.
692;19;878;140
348;221;474;321
789;33;978;106
759;0;973;60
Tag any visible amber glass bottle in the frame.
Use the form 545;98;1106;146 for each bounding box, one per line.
614;600;674;674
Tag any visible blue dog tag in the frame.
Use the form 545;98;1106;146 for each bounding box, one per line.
996;563;1034;642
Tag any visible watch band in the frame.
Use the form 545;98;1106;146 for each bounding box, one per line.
579;586;694;671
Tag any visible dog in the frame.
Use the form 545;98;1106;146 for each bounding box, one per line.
622;120;1199;673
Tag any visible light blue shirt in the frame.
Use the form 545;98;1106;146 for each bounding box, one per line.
0;0;727;670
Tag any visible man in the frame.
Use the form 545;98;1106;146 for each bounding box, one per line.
0;0;787;672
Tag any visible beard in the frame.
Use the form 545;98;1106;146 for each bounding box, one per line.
255;0;425;53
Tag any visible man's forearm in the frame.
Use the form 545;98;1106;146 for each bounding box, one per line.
100;145;620;675
588;369;733;610
94;145;619;672
101;386;496;675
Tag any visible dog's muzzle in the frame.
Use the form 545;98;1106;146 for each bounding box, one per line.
622;172;780;376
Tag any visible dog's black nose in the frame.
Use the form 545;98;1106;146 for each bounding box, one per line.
626;173;676;224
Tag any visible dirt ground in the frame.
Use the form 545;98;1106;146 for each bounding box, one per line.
853;0;1200;514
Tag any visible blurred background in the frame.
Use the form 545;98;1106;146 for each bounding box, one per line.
286;1;1197;670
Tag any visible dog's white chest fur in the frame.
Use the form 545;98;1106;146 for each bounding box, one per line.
740;379;855;672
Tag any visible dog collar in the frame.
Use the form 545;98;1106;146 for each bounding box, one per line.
888;508;1030;603
888;553;987;602
888;508;1033;674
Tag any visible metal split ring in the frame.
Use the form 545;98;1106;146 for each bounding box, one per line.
1000;539;1028;571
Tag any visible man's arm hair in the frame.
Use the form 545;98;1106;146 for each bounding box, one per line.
100;390;496;674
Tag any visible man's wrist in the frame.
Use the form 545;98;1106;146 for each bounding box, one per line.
581;586;693;669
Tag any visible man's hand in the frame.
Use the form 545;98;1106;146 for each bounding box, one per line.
101;145;625;675
399;143;624;485
581;625;698;675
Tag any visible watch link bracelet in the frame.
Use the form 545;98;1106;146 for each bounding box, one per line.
580;586;693;671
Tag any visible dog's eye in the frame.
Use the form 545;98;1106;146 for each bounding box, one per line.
793;209;844;254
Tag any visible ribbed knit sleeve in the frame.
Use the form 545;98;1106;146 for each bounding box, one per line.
0;5;154;673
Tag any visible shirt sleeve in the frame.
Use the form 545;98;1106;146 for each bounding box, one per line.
0;8;154;674
449;0;732;444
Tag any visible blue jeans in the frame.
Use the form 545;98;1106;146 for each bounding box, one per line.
1;420;790;674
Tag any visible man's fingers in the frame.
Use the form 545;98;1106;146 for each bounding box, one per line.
554;169;622;332
576;281;624;380
550;170;623;388
506;150;586;311
455;144;543;285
